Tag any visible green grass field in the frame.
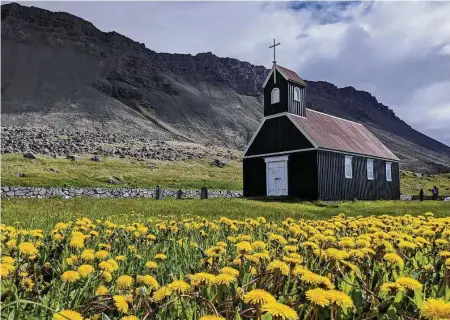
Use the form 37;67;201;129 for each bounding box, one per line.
2;154;449;195
2;197;449;230
1;154;242;190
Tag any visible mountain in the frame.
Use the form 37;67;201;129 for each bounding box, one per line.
2;2;450;173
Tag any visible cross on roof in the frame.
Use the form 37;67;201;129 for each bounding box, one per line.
269;38;280;65
269;38;280;83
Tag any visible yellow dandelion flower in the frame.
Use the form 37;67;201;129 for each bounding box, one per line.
236;241;253;254
266;260;290;276
325;248;349;261
243;289;276;305
168;280;191;294
251;241;267;250
215;274;236;286
2;256;15;265
137;275;159;289
199;315;225;320
18;242;38;256
53;310;84;320
395;277;423;291
326;290;354;309
220;267;239;277
120;316;139;320
95;285;109;296
154;253;167;260
99;261;115;273
190;272;216;286
77;265;94;278
6;239;17;249
1;263;15;279
421;298;450;320
306;288;331;307
261;302;299;320
95;250;109;260
20;277;34;292
101;271;113;282
113;295;129;313
383;253;404;269
115;255;126;262
106;259;119;272
116;275;133;289
81;250;95;261
61;271;80;283
145;261;158;269
152;286;172;302
380;282;405;295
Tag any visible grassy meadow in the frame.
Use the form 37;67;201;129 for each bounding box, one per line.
2;197;450;231
1;203;450;319
2;154;450;196
1;154;242;190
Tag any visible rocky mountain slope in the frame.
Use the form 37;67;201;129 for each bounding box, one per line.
2;2;450;173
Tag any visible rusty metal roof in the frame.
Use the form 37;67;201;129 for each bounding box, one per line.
289;109;400;161
277;65;307;87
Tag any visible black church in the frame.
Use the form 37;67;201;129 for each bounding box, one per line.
243;49;400;201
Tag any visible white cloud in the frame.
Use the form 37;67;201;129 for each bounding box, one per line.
14;0;450;145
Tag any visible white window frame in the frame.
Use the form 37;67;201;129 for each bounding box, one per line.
386;162;392;182
294;87;300;102
345;156;353;179
367;159;374;180
271;88;280;104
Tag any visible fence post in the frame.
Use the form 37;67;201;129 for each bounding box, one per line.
155;185;162;200
200;186;208;199
177;189;183;200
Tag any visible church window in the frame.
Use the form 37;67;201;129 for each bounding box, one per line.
345;156;353;179
386;162;392;181
271;88;280;104
367;159;374;180
294;87;300;102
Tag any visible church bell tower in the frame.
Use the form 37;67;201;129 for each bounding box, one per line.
262;39;307;117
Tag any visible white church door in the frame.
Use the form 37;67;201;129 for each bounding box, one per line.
265;156;288;196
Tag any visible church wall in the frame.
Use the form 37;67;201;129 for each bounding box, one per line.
287;83;306;117
245;116;314;156
243;157;266;197
288;151;318;199
264;71;289;116
242;150;318;199
316;150;400;200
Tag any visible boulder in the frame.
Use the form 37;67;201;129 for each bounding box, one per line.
413;172;422;178
23;152;37;159
66;154;78;161
213;159;226;168
107;176;124;185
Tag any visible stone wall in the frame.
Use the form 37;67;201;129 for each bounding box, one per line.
0;187;243;199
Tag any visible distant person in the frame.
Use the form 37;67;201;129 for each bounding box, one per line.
419;188;424;202
431;186;439;200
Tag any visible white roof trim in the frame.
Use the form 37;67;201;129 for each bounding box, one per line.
318;148;400;162
264;155;289;163
243;113;318;156
262;65;290;88
286;113;319;148
244;148;317;159
243;118;266;156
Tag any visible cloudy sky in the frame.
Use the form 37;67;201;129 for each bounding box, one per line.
14;1;450;145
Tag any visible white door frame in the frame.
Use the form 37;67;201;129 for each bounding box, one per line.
264;155;289;196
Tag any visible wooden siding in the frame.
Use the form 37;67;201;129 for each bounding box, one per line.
264;70;306;117
287;83;306;117
245;116;314;156
243;151;318;198
288;151;318;199
264;71;288;116
243;157;266;197
316;150;400;200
